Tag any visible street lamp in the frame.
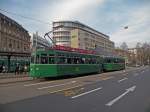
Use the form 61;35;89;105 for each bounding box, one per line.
124;26;128;29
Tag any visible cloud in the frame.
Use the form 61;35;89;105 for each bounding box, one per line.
1;0;149;48
39;0;104;21
111;5;150;47
33;0;105;35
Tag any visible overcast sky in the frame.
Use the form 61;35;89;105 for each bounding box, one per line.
0;0;150;48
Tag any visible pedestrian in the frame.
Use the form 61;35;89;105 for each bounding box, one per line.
24;64;27;74
15;65;19;75
0;64;3;73
2;65;6;73
18;65;22;74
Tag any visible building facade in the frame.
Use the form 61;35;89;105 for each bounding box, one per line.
114;48;140;66
52;21;114;55
0;13;31;72
0;13;30;54
71;29;114;55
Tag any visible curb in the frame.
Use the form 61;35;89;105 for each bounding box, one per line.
0;75;29;79
0;77;34;85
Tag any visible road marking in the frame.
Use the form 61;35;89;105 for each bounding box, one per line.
106;85;136;106
64;88;84;96
118;77;128;83
38;81;76;90
101;76;114;81
71;87;102;99
24;81;55;87
133;73;139;76
49;84;83;94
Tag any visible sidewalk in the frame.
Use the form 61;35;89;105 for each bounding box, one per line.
0;77;33;84
0;66;141;85
0;73;33;84
0;73;28;79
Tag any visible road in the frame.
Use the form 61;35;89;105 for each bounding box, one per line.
0;66;150;112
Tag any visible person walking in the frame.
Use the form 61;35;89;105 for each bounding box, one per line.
2;65;6;73
24;65;27;74
0;64;3;73
15;65;19;75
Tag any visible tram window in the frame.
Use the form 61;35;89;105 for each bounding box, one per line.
36;55;40;64
64;58;68;64
122;59;125;63
57;55;66;64
67;58;71;64
119;59;121;63
107;59;110;63
85;58;89;64
88;58;91;64
107;59;111;63
49;55;55;64
89;58;94;64
66;57;77;64
80;58;85;64
91;58;96;64
41;54;48;64
31;56;34;63
73;58;76;64
82;58;86;64
114;59;118;63
96;58;100;64
73;58;79;64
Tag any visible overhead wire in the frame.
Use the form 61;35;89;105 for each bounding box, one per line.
0;8;51;25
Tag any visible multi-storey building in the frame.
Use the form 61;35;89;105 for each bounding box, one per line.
0;13;30;53
71;29;114;55
0;13;31;72
114;48;140;66
52;21;114;55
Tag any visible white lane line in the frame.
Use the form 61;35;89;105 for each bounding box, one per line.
106;85;136;106
49;84;83;94
24;81;55;87
71;87;102;99
118;77;128;83
38;81;76;90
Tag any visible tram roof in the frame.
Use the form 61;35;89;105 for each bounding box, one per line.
36;48;100;57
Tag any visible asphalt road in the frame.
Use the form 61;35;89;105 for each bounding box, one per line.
0;66;150;112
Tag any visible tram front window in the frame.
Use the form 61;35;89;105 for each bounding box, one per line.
41;54;48;64
31;55;40;64
49;55;55;64
31;56;34;63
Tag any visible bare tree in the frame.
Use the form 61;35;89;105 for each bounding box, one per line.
136;42;150;65
142;43;150;65
120;42;128;51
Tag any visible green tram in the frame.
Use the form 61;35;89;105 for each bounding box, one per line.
30;46;125;78
103;57;125;71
